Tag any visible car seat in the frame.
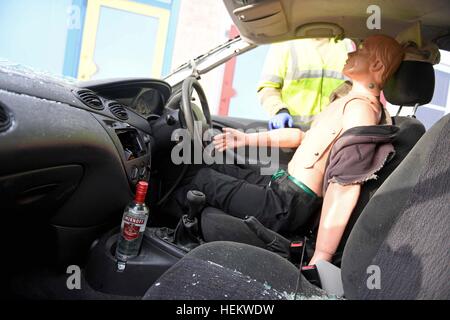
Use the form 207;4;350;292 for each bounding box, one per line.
198;60;433;265
333;60;434;264
143;110;450;300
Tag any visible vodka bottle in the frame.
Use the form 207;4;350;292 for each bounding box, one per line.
115;181;149;270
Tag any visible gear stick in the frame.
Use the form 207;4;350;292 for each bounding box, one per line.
186;190;206;221
173;190;205;249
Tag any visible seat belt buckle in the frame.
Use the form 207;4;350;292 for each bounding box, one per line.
301;265;322;288
289;240;308;267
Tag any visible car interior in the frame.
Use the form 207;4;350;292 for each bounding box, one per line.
0;0;449;299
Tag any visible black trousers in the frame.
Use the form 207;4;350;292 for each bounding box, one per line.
178;164;322;235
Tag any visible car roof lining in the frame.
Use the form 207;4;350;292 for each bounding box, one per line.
224;0;450;47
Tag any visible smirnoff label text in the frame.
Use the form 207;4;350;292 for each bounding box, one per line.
124;215;145;225
121;212;148;240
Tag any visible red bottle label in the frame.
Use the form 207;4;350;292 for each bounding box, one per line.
123;222;140;241
121;213;147;241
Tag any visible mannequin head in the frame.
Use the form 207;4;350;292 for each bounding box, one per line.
343;35;404;90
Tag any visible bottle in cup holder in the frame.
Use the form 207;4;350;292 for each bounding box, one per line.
115;181;149;272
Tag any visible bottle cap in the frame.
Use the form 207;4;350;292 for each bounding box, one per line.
135;181;149;204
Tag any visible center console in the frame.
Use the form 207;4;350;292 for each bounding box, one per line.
93;114;153;188
85;227;188;296
85;187;206;297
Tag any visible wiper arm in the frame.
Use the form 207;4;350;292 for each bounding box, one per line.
169;36;242;75
171;37;236;73
164;35;256;86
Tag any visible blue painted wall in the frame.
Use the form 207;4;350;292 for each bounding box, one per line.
0;0;72;75
92;6;159;79
63;0;87;78
0;0;180;78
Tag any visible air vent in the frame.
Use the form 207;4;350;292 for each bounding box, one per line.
75;89;104;110
109;102;129;121
0;103;12;132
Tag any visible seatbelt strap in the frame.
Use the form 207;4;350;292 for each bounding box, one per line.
289;240;308;266
293;236;307;300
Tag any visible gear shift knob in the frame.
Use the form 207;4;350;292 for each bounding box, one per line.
186;190;206;221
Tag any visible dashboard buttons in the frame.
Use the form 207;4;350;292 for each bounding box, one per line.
131;166;139;180
139;166;147;178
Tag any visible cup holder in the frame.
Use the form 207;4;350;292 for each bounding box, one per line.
85;227;187;296
110;242;117;257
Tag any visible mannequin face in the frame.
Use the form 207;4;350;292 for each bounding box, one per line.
343;41;372;80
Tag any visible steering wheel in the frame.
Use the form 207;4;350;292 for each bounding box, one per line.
180;76;213;148
156;77;213;207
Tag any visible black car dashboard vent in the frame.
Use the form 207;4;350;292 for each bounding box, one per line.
75;89;104;110
109;102;129;121
0;103;12;132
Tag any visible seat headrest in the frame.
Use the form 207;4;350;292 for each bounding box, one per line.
383;61;435;106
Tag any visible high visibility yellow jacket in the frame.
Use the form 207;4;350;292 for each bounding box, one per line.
258;38;352;128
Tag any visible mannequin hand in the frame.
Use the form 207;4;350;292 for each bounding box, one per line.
213;128;247;151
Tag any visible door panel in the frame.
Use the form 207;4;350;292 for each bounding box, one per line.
212;115;295;170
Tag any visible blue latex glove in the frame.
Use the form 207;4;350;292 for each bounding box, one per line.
268;112;293;130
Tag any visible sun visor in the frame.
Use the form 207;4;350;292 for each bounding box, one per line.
229;0;288;38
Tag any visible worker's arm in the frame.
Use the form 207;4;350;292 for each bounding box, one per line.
258;87;289;117
309;100;379;265
257;42;290;117
213;127;304;151
259;87;295;129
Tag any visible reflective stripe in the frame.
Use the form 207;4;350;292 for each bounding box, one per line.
288;42;299;82
292;115;317;130
286;41;348;82
260;74;284;85
325;70;349;81
286;69;349;81
292;114;317;124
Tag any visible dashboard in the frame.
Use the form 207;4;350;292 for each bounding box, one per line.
80;79;172;187
131;88;163;117
0;68;178;265
83;78;171;120
0;69;173;229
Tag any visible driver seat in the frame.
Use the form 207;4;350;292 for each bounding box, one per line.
198;60;432;263
143;110;450;300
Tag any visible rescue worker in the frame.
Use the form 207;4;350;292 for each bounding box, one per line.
258;38;353;130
